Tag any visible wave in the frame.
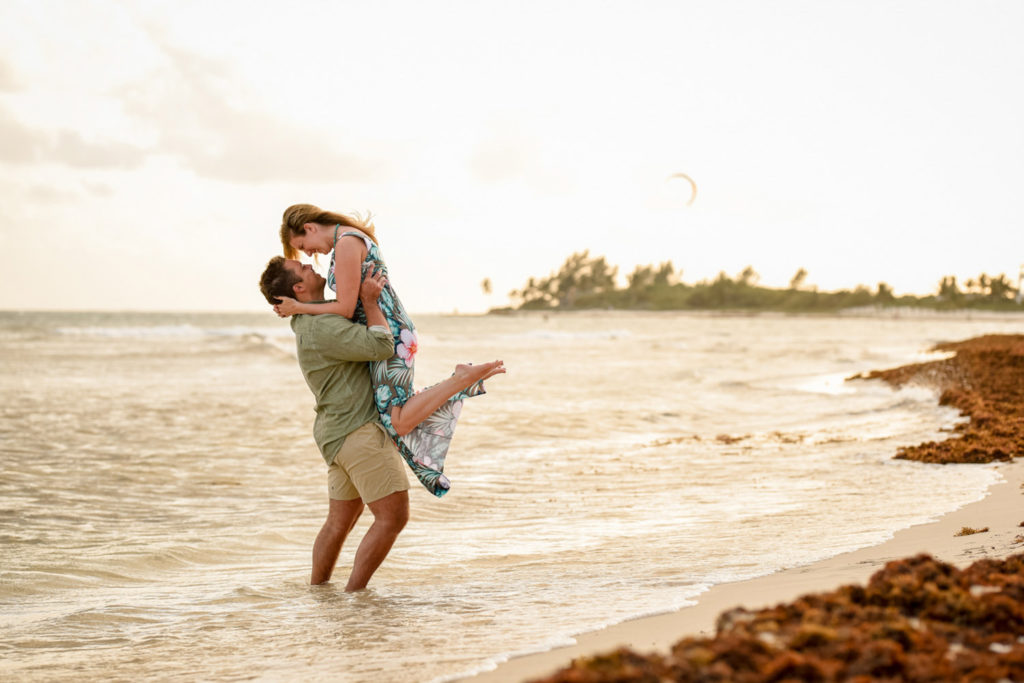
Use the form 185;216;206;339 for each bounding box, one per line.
55;324;290;340
53;323;298;359
503;329;633;341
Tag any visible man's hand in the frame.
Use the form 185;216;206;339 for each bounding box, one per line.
273;296;301;318
360;267;387;304
360;267;388;329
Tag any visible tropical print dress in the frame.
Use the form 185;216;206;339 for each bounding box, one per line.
328;228;485;498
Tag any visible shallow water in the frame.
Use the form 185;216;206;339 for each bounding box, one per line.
2;309;1022;681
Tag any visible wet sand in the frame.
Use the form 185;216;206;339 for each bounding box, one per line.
466;334;1024;682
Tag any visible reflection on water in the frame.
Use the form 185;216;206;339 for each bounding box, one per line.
1;310;1021;681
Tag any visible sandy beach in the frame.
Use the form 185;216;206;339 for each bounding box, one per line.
467;335;1024;682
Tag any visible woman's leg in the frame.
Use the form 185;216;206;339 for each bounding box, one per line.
389;360;505;436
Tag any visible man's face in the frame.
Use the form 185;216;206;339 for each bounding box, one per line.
283;259;325;300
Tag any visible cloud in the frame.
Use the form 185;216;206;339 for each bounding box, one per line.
1;34;382;183
0;58;19;92
469;123;577;196
0;105;148;169
0;178;115;210
52;130;148;169
83;181;114;197
0;107;44;163
471;133;540;184
115;40;386;184
25;184;81;203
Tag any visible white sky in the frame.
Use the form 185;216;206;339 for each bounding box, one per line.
1;0;1021;313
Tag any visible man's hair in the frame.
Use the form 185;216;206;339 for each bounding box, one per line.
259;256;300;305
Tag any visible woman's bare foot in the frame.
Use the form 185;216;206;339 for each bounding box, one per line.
388;361;505;436
454;360;505;385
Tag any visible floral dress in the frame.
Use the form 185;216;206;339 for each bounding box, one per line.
328;229;485;498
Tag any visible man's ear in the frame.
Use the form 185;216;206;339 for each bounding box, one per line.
292;281;306;298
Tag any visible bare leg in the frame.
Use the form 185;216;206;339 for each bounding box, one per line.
345;490;410;592
390;360;506;436
311;498;364;585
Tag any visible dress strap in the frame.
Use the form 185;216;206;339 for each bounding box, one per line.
326;224;341;292
338;229;373;250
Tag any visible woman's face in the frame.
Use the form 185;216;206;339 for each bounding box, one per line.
289;223;333;257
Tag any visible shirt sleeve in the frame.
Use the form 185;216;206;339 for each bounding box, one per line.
311;316;395;362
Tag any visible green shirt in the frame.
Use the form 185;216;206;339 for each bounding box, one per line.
290;313;394;464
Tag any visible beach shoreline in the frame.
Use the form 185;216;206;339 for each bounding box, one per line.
464;335;1024;682
463;460;1024;682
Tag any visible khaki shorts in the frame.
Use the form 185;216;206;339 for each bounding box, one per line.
327;422;409;503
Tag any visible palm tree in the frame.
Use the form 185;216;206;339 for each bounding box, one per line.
789;268;808;290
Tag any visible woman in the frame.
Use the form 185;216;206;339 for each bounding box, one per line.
274;204;503;497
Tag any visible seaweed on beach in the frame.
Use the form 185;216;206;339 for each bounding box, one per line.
853;334;1024;464
532;553;1024;683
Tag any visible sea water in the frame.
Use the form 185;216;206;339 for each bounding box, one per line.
2;309;1022;682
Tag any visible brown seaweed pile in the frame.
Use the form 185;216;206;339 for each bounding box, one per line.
853;334;1024;464
533;553;1024;682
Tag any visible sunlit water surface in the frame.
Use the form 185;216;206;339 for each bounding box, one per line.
2;310;1022;681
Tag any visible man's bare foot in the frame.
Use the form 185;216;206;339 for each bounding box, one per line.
454;360;505;385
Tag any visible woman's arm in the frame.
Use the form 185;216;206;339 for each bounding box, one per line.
330;235;367;318
313;267;393;363
273;235;369;318
274;297;351;317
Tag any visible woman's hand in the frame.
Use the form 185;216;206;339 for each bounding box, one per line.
273;296;301;318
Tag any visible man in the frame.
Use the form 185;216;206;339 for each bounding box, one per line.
259;256;408;590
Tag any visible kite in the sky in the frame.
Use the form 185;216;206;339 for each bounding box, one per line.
668;172;697;206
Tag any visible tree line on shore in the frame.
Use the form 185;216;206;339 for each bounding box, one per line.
490;251;1023;313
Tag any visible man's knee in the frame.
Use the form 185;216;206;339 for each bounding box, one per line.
369;491;409;532
391;503;410;531
325;498;364;530
381;502;409;533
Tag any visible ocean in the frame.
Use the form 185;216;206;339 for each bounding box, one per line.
2;309;1022;681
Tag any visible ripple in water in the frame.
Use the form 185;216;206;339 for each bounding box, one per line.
1;311;1018;681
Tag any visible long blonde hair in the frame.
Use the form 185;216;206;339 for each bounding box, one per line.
280;204;377;259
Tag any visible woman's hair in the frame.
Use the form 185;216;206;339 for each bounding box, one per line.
280;204;377;259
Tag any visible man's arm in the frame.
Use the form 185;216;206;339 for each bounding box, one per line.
313;267;394;362
361;266;388;329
